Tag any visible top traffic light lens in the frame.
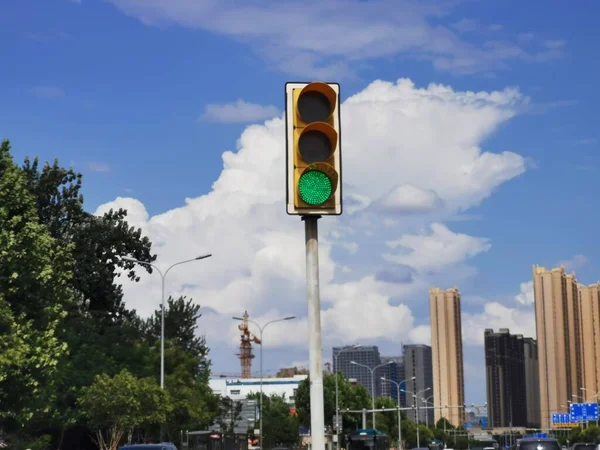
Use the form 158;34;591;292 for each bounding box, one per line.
298;91;331;123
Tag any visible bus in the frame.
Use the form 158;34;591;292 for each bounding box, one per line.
346;429;391;450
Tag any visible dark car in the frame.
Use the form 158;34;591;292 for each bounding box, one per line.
571;444;597;450
516;438;561;450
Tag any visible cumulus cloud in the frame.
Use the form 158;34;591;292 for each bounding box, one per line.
105;0;565;77
375;184;444;214
557;254;588;272
515;280;534;306
462;302;536;345
384;223;491;272
95;77;528;382
200;100;280;124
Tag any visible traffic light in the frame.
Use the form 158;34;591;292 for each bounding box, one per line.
285;81;342;216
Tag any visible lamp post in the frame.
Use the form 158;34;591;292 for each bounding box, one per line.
122;254;212;389
233;315;296;450
402;387;430;448
333;345;361;450
421;395;434;427
382;376;415;450
350;360;393;429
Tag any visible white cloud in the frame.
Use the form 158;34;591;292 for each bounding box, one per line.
88;161;111;173
462;302;536;346
95;77;528;384
384;223;491;272
200;100;280;124
375;184;443;214
105;0;565;77
30;86;65;99
515;280;534;306
557;254;588;272
408;325;431;345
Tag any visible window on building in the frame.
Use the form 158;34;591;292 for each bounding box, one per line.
230;389;241;395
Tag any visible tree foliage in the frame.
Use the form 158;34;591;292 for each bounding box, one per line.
78;370;170;450
248;393;299;448
295;373;371;434
0;140;73;426
0;140;217;449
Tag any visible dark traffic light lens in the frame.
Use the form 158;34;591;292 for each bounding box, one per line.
298;170;333;205
298;130;332;163
298;91;331;123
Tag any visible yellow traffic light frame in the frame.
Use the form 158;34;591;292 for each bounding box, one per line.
285;81;342;216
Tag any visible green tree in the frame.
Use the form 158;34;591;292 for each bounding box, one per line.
248;393;299;448
215;397;243;434
17;151;157;434
78;369;170;450
295;373;371;434
0;140;73;427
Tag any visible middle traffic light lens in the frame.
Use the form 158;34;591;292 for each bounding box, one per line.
298;130;332;163
298;91;331;123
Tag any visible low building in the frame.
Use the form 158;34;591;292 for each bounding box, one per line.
209;375;307;404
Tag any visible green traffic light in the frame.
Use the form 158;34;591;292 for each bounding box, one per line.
298;170;332;205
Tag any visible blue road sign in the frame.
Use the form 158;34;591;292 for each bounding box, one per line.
552;413;573;427
570;403;599;422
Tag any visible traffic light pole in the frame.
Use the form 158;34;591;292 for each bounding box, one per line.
303;215;326;450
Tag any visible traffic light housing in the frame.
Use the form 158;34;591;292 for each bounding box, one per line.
285;82;342;216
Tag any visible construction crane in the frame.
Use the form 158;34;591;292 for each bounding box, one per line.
236;311;261;378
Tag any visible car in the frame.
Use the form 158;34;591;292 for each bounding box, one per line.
119;443;178;450
515;438;561;450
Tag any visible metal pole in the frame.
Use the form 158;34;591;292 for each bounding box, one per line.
304;216;325;450
362;409;367;429
161;273;166;389
397;383;402;450
416;402;420;448
335;369;339;450
371;368;376;429
259;326;264;450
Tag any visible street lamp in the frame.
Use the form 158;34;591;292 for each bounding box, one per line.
402;387;430;448
122;254;212;389
350;360;393;429
421;395;434;427
382;375;415;450
233;315;296;450
333;345;361;450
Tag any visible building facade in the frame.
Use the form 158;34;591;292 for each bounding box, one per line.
403;344;434;425
578;283;600;401
209;375;307;404
523;337;540;427
430;287;465;427
380;356;404;403
333;346;383;398
533;266;572;429
484;329;528;428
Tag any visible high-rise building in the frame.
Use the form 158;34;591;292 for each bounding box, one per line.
403;344;434;425
430;287;465;427
565;274;583;397
533;266;577;429
381;356;404;403
333;346;382;398
484;329;528;428
523;337;540;427
578;283;600;401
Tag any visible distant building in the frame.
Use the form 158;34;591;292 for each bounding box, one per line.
380;356;404;403
484;329;528;428
276;366;309;378
403;344;434;425
430;287;465;427
209;375;307;405
333;346;382;397
523;337;540;427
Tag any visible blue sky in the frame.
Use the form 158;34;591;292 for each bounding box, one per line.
2;0;600;403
